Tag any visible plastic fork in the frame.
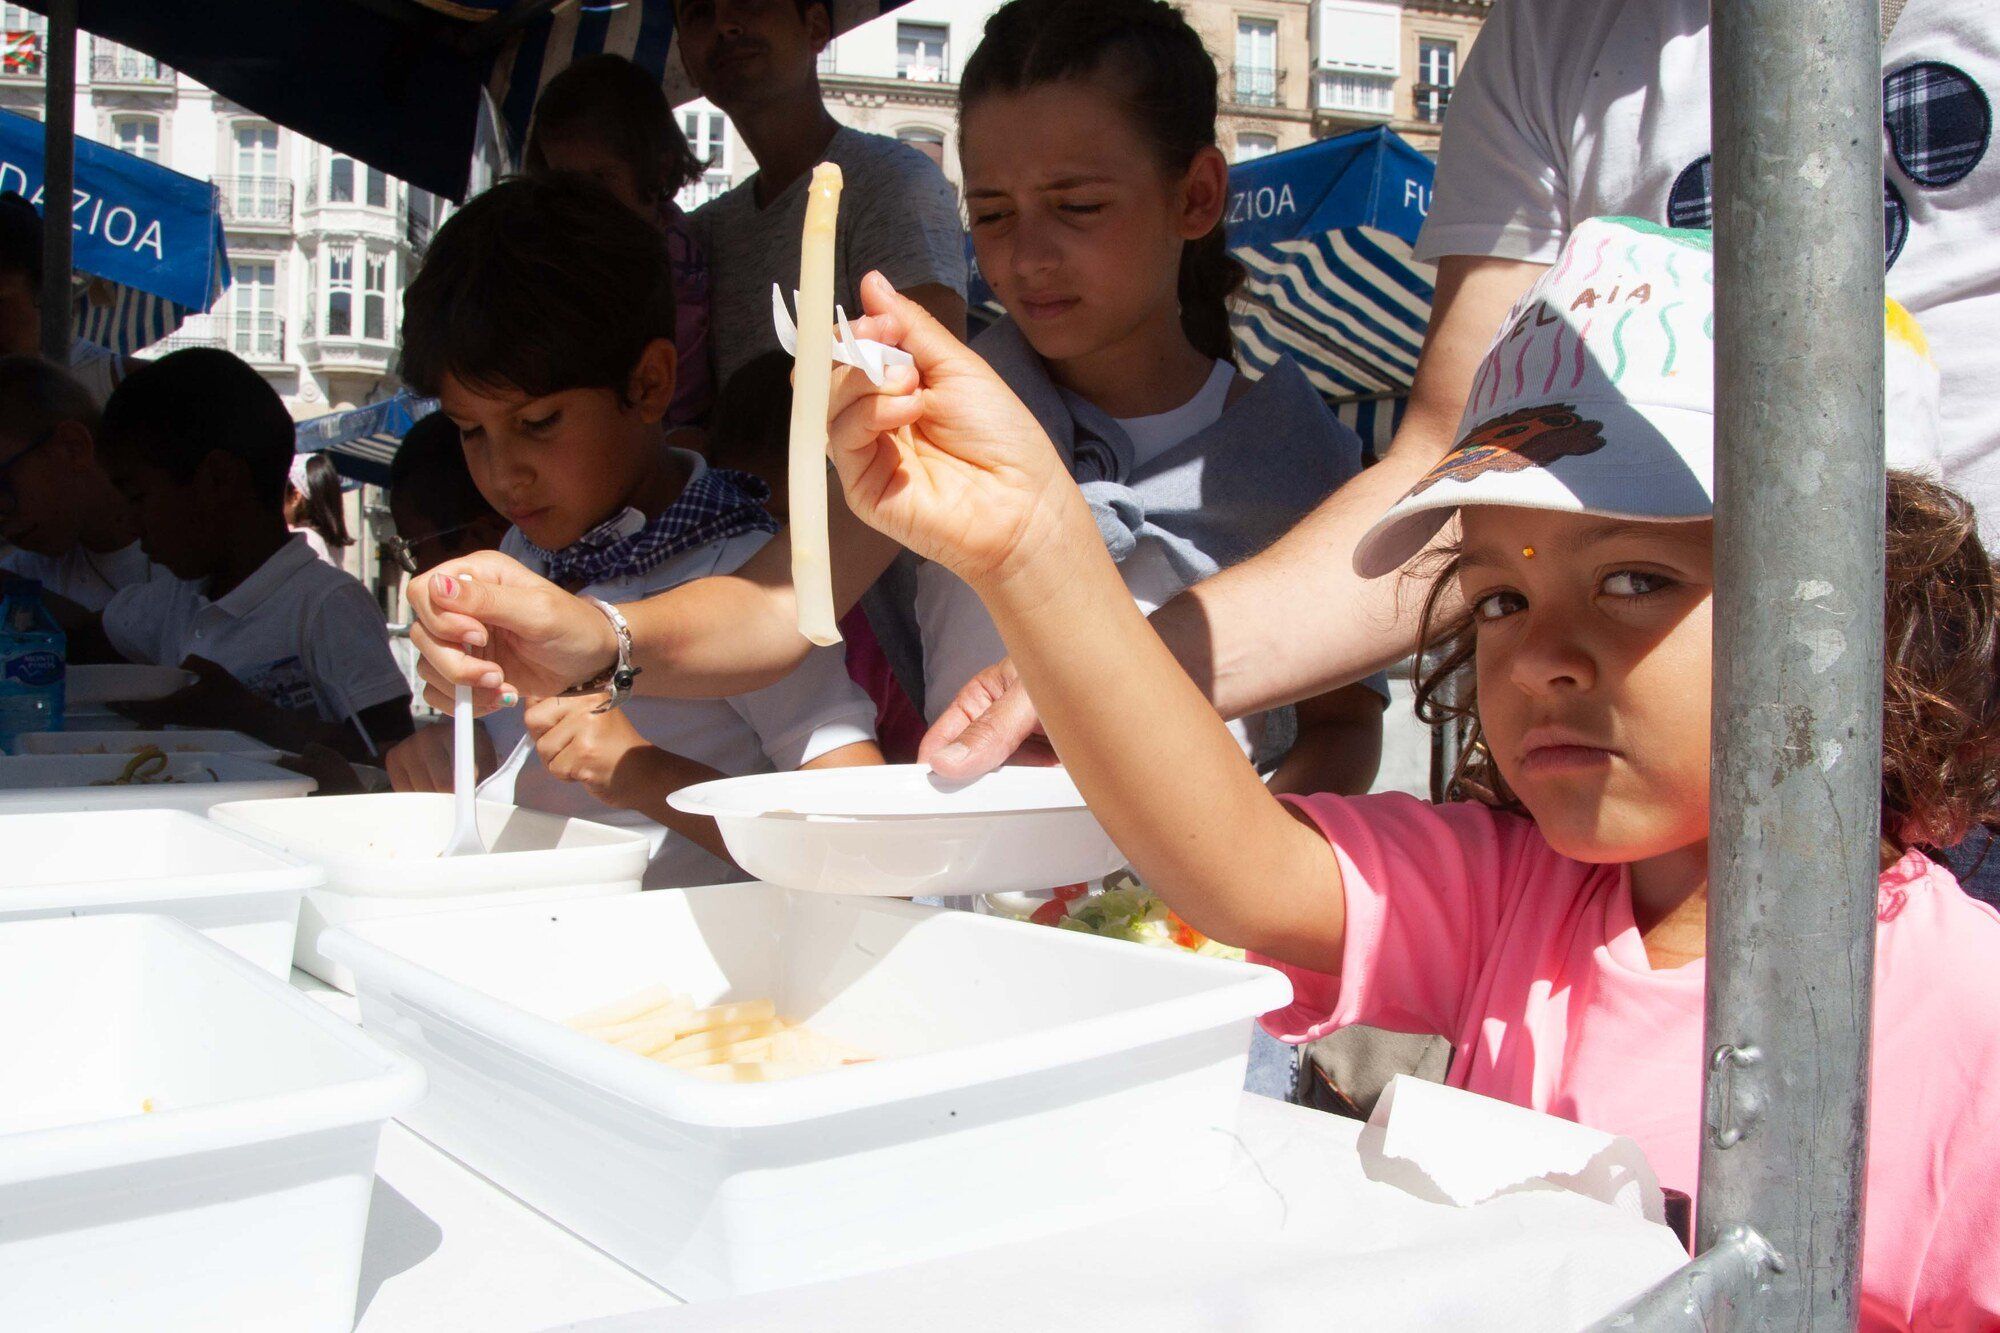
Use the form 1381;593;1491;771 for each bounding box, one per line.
440;683;485;857
771;283;915;386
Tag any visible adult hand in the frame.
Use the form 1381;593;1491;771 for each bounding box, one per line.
522;693;656;807
919;657;1056;779
406;552;617;713
384;719;495;793
826;271;1095;592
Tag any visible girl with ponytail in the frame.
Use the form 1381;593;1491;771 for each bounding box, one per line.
923;0;1388;798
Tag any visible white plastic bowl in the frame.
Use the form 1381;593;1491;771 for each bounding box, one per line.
0;809;320;975
0;753;315;814
0;914;424;1332
668;764;1127;895
15;728;284;761
62;663;197;705
209;793;651;990
321;887;1291;1300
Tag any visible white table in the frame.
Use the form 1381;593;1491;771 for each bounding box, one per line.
304;974;1685;1332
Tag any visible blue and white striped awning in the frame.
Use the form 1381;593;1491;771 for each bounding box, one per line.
295;391;438;488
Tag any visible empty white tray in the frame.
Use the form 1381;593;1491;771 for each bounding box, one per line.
0;914;424;1332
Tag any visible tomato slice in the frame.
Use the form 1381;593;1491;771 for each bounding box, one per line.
1029;898;1071;927
1052;883;1088;903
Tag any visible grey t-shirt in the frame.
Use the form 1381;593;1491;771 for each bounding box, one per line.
690;127;967;387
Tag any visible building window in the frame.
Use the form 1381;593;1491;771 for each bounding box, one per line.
1318;70;1395;117
365;165;388;209
227;122;287;223
1235;132;1278;163
896;22;947;83
1;5;43;77
1234;17;1280;106
111;115;160;163
896;127;946;171
817;39;836;76
230;258;279;360
91;37;167;83
1416;38;1457;124
328;154;354;205
363;250;389;341
324;243;354;338
676;109;732;211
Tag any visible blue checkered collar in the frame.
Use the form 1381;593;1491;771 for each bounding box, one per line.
526;456;779;590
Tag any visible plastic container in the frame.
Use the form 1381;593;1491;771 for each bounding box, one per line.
0;577;64;744
0;809;320;975
668;764;1128;896
0;753;314;814
15;728;284;761
321;887;1292;1301
62;663;195;706
0;914;425;1332
209;793;650;990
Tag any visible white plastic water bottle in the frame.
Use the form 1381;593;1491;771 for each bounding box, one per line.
0;578;65;747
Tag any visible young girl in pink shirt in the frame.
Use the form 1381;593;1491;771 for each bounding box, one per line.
820;216;2000;1328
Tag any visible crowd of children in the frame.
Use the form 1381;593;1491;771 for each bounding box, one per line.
2;0;1995;1320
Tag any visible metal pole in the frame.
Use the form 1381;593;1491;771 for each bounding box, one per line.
1701;0;1885;1323
38;0;75;362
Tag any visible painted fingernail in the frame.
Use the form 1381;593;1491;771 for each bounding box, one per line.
500;692;518;708
434;573;458;598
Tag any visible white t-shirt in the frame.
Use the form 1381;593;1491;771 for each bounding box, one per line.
0;538;152;612
290;525;340;568
916;360;1268;755
483;460;878;889
690;127;968;387
1418;0;1999;536
102;533;408;737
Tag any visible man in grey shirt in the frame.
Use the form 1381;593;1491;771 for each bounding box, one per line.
674;0;968;386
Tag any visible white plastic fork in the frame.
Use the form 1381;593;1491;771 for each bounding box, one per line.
771;283;914;386
440;683;485;857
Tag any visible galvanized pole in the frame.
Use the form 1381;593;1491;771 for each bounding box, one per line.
38;0;76;362
1703;0;1885;1323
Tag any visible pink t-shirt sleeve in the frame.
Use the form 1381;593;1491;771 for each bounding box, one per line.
1254;792;1557;1045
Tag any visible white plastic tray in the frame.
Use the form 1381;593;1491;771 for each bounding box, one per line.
668;764;1127;895
210;793;650;990
63;663;196;705
0;753;314;813
16;728;284;761
321;887;1291;1301
0;809;320;975
0;914;424;1332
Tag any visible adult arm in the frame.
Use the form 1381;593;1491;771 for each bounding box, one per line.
1267;681;1389;799
923;254;1546;779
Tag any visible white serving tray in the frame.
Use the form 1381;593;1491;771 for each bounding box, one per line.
0;753;314;814
321;887;1291;1301
16;728;283;761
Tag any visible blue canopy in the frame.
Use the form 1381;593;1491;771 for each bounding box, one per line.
968;127;1438;460
0;107;228;355
36;1;909;201
295;391;437;489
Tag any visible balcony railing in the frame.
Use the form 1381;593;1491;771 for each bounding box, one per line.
90;48;170;85
227;311;285;362
216;175;293;228
301;312;393;369
145;312;285;361
1230;64;1285;108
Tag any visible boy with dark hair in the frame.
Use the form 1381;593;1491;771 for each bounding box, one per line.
668;0;967;383
392;175;879;886
0;193;124;404
0;355;155;610
80;348;413;760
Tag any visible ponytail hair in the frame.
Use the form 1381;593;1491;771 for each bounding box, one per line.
961;0;1243;363
289;452;353;550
